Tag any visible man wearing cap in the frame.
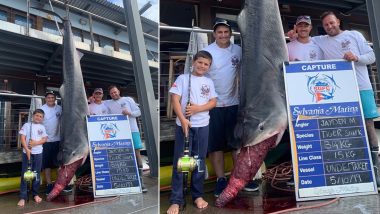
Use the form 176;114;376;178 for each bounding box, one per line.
287;15;323;61
41;91;62;195
88;88;108;115
203;19;260;197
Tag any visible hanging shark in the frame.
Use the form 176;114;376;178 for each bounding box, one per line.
215;0;288;207
46;17;89;201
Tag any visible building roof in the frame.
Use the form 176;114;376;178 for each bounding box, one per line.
51;0;158;37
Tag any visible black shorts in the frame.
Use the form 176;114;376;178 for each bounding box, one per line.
208;105;238;153
42;141;59;169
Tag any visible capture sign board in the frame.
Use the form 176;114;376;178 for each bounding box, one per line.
283;60;377;201
87;115;141;197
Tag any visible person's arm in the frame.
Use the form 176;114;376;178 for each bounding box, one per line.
171;93;190;137
186;98;217;117
343;31;375;65
29;137;47;147
127;98;141;117
20;134;31;160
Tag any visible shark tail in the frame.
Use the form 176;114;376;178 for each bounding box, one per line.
215;135;277;207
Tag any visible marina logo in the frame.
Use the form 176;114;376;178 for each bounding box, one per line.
307;73;339;103
100;123;119;139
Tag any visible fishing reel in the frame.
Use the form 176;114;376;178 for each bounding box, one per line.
177;154;204;173
23;167;38;182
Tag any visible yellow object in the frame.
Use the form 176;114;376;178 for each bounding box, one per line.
0;168;58;193
23;168;36;182
177;155;197;172
160;152;234;190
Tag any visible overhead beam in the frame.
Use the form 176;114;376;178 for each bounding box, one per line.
342;3;366;14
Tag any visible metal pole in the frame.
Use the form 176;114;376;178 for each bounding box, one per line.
159;25;241;35
26;0;30;36
123;0;158;177
49;0;157;41
366;0;380;84
160;25;373;45
89;14;95;51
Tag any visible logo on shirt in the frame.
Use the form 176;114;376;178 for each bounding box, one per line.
341;39;351;52
307;73;339;103
56;112;61;118
171;82;177;88
231;55;240;69
200;84;210;98
309;50;317;61
100;123;119;139
38;129;43;136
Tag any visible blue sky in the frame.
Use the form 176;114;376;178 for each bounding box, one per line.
107;0;158;23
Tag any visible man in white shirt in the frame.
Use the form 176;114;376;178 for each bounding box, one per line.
313;11;380;189
88;88;108;115
287;15;323;61
105;85;147;193
203;20;259;196
41;91;62;195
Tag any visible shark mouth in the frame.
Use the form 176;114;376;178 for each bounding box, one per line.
215;135;277;207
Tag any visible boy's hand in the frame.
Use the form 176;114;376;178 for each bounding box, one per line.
180;119;191;137
29;140;37;147
185;103;200;117
26;149;31;160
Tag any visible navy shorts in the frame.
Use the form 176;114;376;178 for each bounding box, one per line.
42;141;59;169
208;105;238;153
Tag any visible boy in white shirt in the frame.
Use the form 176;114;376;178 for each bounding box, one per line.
167;50;217;214
18;109;48;207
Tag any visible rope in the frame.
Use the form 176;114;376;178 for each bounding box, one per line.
263;161;294;192
76;175;93;192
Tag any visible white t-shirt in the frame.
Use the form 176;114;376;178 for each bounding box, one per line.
19;122;48;154
312;30;376;90
88;102;108;115
105;97;141;132
203;42;241;107
41;104;62;142
287;38;323;61
169;74;217;127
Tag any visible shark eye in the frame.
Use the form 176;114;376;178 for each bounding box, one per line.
259;124;264;131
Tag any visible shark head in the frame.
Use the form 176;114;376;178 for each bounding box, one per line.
234;108;288;149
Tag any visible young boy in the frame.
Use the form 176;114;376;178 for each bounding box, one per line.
167;50;217;214
18;109;48;207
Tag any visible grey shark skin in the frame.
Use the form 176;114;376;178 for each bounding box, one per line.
215;0;288;207
47;18;89;201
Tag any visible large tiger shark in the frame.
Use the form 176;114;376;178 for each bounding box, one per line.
215;0;288;207
46;18;89;201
